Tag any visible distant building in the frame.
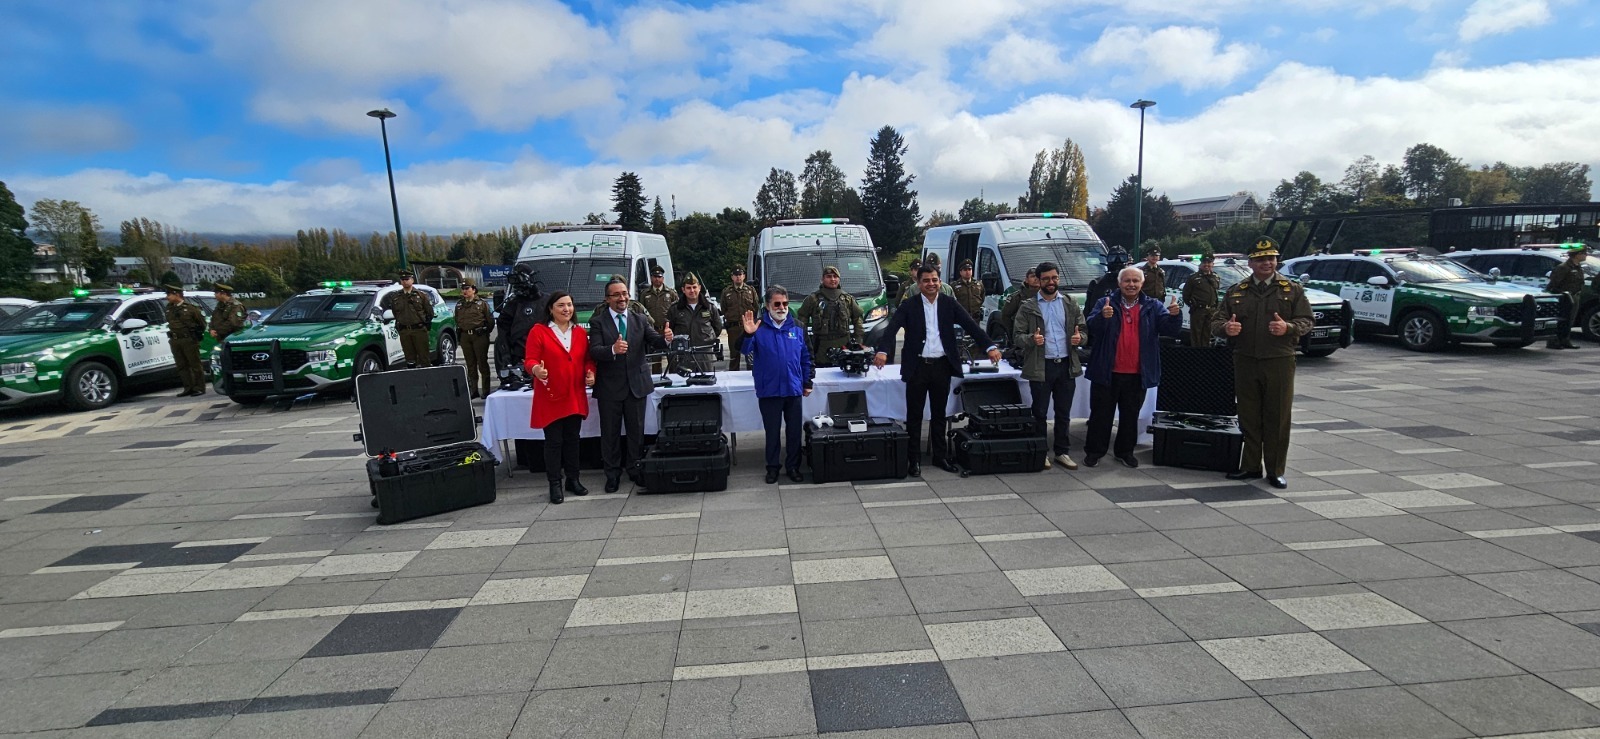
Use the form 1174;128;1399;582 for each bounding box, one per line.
110;256;235;287
29;244;87;284
1172;194;1262;231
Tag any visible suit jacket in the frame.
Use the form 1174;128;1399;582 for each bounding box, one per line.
874;292;995;379
588;307;666;400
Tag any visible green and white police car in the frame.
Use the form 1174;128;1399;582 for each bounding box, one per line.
214;280;456;404
1282;249;1564;352
0;288;218;410
1443;243;1600;341
1160;255;1353;357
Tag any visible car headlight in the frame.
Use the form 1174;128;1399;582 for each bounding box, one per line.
865;305;888;322
0;362;36;377
306;350;337;364
1467;306;1498;317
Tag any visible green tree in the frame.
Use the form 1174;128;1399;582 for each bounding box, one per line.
28;199;101;284
0;182;36;287
1402;143;1470;206
1515;162;1592;203
231;263;290;297
1016;139;1089;218
925;210;958;228
957;197;1011;224
160;269;182;287
119;218;172;286
668;211;749;294
1092;175;1183;252
1465;163;1518;206
651;197;669;235
753;168;799;225
79;210;114;283
799;150;851;218
1268;171;1331;217
583;212;610;225
610;172;649;232
860;125;921;255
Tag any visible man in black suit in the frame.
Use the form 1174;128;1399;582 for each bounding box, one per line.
588;277;672;492
873;265;1003;476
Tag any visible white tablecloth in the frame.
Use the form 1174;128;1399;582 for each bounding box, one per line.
480;366;1155;461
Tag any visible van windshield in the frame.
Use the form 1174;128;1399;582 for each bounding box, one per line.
999;242;1107;291
520;257;629;307
764;251;883;298
1391;259;1479;285
267;294;375;324
0;302;115;333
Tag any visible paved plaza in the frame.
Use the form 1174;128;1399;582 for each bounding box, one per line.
2;340;1600;737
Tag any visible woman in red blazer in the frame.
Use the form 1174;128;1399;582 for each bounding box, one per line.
524;291;596;504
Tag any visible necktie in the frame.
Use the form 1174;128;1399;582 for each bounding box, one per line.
617;313;626;339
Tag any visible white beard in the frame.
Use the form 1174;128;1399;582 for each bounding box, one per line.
770;309;789;324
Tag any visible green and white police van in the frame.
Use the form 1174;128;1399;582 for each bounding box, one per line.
750;219;891;331
516;225;674;326
1160;255;1353;357
0;288;218;410
1444;243;1600;341
213;280;455;404
1282;249;1564;352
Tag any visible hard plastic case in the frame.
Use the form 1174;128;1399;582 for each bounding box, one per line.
954;377;1042;438
355;366;497;525
948;427;1047;477
1148;411;1243;473
652;393;726;455
637;444;731;493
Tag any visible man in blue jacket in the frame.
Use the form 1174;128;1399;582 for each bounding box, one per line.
1083;266;1182;467
741;285;815;484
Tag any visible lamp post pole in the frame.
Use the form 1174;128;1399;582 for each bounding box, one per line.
367;108;407;270
1130;99;1156;255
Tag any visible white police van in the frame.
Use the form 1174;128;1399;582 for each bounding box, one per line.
516;225;673;324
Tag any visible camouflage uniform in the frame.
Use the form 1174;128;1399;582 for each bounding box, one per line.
797;266;864;367
164;287;207;396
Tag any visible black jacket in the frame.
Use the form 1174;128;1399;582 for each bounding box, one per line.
874;293;994;379
587;307;667;400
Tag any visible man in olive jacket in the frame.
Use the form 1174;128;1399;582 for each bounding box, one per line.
1012;262;1086;470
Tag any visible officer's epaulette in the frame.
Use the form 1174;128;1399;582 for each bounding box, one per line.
1235;280;1251;289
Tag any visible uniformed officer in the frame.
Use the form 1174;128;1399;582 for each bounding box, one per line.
1140;245;1166;301
1212;238;1314;490
639;265;677;333
952;259;985;319
1181;253;1222;348
667;272;724;373
719;266;759;370
456;282;494;397
164;284;207;397
1085;247;1130;321
997;268;1039;339
797;265;864;366
381;271;434;368
1545;245;1588;350
208;283;247;343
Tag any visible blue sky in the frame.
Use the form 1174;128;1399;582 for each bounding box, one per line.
3;0;1597;234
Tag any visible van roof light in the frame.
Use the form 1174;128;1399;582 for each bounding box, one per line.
996;213;1068;221
547;224;624;233
775;218;850;226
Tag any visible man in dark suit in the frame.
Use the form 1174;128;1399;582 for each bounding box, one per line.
588;277;672;492
873;265;1003;477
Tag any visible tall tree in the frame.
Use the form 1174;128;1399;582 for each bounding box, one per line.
650;197;669;235
0;182;35;286
1515;162;1592;203
28;199;100;284
610;172;649;231
119;218;172;286
753;168;799;224
1016;139;1090;218
1465;163;1517;206
799;151;850;218
860;125;921;255
957;197;1012;224
1092;175;1183;252
78;210;114;282
925;210;958;228
1402;143;1470;206
1268;171;1331;217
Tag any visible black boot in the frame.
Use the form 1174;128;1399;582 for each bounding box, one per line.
548;481;564;505
565;477;588;496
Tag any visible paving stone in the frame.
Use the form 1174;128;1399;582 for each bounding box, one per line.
1267;686;1471;739
1394;539;1550;574
1074;641;1254;708
535;631;679;689
391;640;553;700
1268;592;1428;631
943;651;1112;719
358;692;526;738
1199;632;1371;680
1444;615;1600;673
808;662;968;733
1363;576;1542;622
924;616;1065;661
259;650;425;697
1036;598;1190;649
675;621;804;665
1321;623;1522;684
663;672;816;738
795;580;916;621
1406;674;1600;736
1469;568;1600;612
39;623;224;675
214;704;382;739
1150;590;1312;640
0;669;156;732
802;615;932;657
901;572;1028;612
1205;552;1350;589
1124;697;1309;739
973;710;1141;739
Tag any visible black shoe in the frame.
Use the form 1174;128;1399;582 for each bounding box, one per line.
908;462;921;478
176;389;193;398
191;388;206;396
787;468;804;483
1268;476;1288;489
1226;469;1263;480
604;475;620;494
1083;454;1102;468
938;458;960;474
548;482;564;505
1115;454;1139;469
765;467;779;484
565;478;588;496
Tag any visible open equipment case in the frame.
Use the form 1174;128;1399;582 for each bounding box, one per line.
1148;345;1242;472
948;377;1046;477
638;393;730;493
805;390;909;483
355;366;498;525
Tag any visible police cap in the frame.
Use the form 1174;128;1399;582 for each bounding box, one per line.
212;283;234;294
650;265;665;277
959;259;973;271
1247;237;1281;260
163;283;184;295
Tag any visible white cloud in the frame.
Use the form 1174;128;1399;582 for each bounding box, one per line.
1459;0;1551;42
977;33;1068;86
1080;26;1263;91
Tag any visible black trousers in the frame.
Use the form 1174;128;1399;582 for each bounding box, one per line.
1030;359;1077;456
759;395;803;471
598;394;645;480
905;357;954;464
1086;372;1144;457
541;414;583;483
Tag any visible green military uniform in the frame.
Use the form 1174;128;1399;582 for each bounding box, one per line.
382;273;435;367
667;272;723;373
1182;261;1222;348
997;272;1038;340
797;265;864;367
1140;258;1167;301
1545;248;1588;349
164;285;207;396
208;285;247;343
1210;239;1314;482
719;268;759;371
951;259;985;318
456;284;494;396
639;267;677;333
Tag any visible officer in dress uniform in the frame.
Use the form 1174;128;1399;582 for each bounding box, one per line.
952;259;986;355
455;281;494;397
1182;253;1222;348
164;284;207;397
1140;245;1166;301
640;265;677;334
719;266;759;370
1546;245;1588;350
381;271;434;368
1211;237;1314;490
208;283;247;343
666;272;724;373
797;265;864;367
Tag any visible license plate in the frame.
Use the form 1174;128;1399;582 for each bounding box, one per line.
1312;328;1330;338
247;372;273;383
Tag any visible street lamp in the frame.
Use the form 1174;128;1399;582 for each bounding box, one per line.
367;108;407;270
1129;99;1156;255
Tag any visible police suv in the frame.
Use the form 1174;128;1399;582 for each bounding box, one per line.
1442;243;1599;341
214;280;456;404
0;288;217;410
1282;250;1564;352
1160;255;1353;357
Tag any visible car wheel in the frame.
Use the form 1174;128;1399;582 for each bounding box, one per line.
434;332;457;366
1581;303;1600;341
62;361;119;411
1398;311;1445;352
1302;348;1337;358
353;349;386;377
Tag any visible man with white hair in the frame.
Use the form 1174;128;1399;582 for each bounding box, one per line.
1082;265;1182;467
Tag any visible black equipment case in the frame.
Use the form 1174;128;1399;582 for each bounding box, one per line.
355;366;497;525
948;428;1046;477
948;377;1046;476
1148;346;1241;473
637;393;730;493
806;391;909;483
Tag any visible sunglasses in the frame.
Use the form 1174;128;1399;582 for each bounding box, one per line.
770;301;789;307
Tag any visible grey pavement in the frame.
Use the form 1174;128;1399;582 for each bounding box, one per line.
2;339;1600;737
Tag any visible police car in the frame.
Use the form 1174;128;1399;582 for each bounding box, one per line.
0;298;37;320
1160;255;1353;357
1282;250;1564;351
214;280;456;404
1442;243;1599;341
0;288;218;410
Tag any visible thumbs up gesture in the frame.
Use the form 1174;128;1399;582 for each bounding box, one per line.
613;336;629;355
1101;301;1115;319
1168;297;1181;316
1268;312;1288;336
663;325;674;342
1033;327;1045;346
531;360;549;382
1224;314;1243;337
742;310;758;335
1070;325;1082;346
584;369;595;387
